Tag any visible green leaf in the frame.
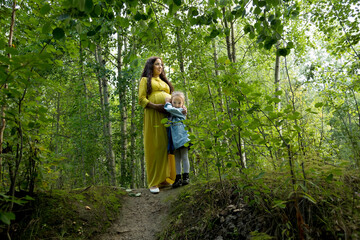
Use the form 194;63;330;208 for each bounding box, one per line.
28;122;36;128
161;118;168;124
314;102;324;108
254;7;261;15
264;37;277;50
272;200;287;209
258;0;266;7
173;0;182;6
85;0;93;13
254;172;265;180
24;195;35;201
325;173;333;182
87;30;96;36
272;97;281;103
210;29;220;38
78;0;86;11
287;41;294;49
173;18;182;26
244;24;254;33
76;23;82;33
274;90;282;96
40;4;51;15
276;48;289;56
52;28;65;40
94;4;101;16
0;212;15;225
294;125;301;132
301;192;317;204
219;0;228;7
204;139;212;149
42;22;52;34
134;11;143;21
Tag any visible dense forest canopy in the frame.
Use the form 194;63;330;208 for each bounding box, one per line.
0;0;359;236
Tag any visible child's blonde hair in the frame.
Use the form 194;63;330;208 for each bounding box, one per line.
171;91;185;102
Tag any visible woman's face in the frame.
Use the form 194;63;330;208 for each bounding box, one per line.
152;58;163;77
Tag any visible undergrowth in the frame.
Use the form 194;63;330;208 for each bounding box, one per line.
0;186;125;239
158;166;360;240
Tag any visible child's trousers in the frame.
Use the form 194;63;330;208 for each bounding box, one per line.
174;147;189;174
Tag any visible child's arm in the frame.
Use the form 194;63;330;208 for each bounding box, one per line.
164;103;185;118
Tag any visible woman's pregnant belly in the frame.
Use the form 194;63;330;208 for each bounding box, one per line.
149;91;171;104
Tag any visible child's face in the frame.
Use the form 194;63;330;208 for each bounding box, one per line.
171;96;183;108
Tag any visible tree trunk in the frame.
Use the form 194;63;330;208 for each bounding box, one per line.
1;0;16;188
175;25;195;174
175;26;188;104
118;32;128;185
222;7;232;61
230;20;236;63
221;9;246;168
96;45;116;186
130;78;136;188
212;40;224;112
274;44;281;111
79;40;88;185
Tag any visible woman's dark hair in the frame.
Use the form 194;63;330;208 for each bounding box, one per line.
141;57;174;96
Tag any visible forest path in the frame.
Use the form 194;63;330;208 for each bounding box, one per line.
96;186;181;240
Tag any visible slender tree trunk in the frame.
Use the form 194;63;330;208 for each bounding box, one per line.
212;40;224;112
230;20;236;63
118;32;128;185
130;78;136;188
274;45;281;111
175;25;195;174
79;40;87;185
222;7;232;61
96;46;116;186
221;10;246;168
175;26;188;104
1;0;16;188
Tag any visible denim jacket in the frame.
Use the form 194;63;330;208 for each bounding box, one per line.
164;102;190;150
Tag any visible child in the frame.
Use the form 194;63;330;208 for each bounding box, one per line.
164;91;191;188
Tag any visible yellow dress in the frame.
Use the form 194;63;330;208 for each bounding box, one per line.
138;77;173;188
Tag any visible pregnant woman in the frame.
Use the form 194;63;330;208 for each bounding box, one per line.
138;57;174;194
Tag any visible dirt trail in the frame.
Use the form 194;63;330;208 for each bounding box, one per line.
97;186;181;240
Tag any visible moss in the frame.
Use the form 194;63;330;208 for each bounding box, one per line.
7;186;125;240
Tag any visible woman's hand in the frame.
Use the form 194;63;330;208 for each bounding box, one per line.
147;102;167;113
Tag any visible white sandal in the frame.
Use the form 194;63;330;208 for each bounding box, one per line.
149;186;160;194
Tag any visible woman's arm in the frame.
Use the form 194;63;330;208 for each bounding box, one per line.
146;102;167;113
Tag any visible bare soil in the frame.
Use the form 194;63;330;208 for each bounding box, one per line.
96;186;181;240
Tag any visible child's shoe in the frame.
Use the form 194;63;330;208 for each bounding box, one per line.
172;174;182;188
182;173;190;185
